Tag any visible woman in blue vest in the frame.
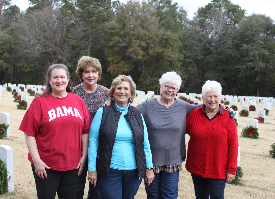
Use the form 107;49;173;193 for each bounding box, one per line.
87;75;154;199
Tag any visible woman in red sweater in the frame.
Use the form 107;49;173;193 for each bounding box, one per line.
185;80;238;199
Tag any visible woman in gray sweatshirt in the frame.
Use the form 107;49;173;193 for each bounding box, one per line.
138;71;199;199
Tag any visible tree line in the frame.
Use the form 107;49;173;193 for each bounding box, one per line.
0;0;275;96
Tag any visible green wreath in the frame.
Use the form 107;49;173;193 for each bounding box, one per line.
269;143;275;159
224;101;230;105
264;109;269;115
231;105;238;111
6;87;11;92
0;159;10;194
234;118;238;126
231;166;243;185
241;126;259;139
249;105;256;111
17;100;28;110
255;117;264;123
0;123;9;139
239;110;249;117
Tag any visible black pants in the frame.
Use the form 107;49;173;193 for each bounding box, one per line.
31;164;78;199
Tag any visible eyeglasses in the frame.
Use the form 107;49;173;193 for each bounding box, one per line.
205;95;219;99
164;85;178;92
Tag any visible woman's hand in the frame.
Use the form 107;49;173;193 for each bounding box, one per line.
88;171;97;187
145;169;155;186
33;159;50;179
226;173;236;184
77;156;86;176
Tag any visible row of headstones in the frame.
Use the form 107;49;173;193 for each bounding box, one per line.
0;84;29;104
0;112;13;192
137;90;155;104
233;109;267;124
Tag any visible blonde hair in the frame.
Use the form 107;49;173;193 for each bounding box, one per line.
108;75;136;101
76;56;102;82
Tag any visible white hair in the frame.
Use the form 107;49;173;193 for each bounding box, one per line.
159;71;182;89
202;80;222;97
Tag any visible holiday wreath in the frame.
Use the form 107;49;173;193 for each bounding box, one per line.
255;117;264;123
0;123;9;139
17;100;27;110
241;126;259;139
249;105;256;111
264;109;269;115
269;143;275;159
231;166;243;185
239;110;249;117
231;105;238;111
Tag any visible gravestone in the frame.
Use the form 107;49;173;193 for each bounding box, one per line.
0;112;10;137
242;105;249;111
257;110;266;119
239;98;244;105
0;145;14;192
246;119;259;128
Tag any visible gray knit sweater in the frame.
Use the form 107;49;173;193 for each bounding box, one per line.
138;98;199;167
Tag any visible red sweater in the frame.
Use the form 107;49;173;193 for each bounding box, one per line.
185;106;238;180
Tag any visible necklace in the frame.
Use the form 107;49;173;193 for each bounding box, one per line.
51;92;67;98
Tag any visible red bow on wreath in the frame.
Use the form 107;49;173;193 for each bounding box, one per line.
248;128;253;137
21;101;25;106
243;111;247;116
257;118;261;123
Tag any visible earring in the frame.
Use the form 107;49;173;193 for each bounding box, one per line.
128;98;133;104
111;97;115;102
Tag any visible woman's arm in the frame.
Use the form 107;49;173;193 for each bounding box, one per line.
77;133;88;176
141;114;155;186
25;134;50;179
87;107;103;186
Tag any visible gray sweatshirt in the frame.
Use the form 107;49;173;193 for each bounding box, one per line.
138;98;199;167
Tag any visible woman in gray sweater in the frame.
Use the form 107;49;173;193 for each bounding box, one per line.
138;71;199;199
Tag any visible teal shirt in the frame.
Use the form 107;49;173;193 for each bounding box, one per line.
88;103;153;172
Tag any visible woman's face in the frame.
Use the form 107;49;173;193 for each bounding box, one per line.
113;81;131;107
82;65;99;86
160;82;178;101
203;89;220;111
49;68;69;94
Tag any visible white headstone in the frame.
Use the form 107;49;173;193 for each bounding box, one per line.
0;145;14;192
0;112;10;137
240;98;244;105
246;119;259;128
242;105;249;111
257;110;266;119
237;146;240;167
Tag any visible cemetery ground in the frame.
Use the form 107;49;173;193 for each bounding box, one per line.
0;89;275;199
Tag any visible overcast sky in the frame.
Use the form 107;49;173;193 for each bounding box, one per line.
11;0;275;20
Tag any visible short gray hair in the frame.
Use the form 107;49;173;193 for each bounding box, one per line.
159;71;182;89
202;80;222;97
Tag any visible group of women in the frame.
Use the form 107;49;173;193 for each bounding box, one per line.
19;56;238;199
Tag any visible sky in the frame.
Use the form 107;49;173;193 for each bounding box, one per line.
11;0;275;20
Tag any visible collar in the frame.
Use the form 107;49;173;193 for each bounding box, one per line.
115;102;129;115
200;104;223;119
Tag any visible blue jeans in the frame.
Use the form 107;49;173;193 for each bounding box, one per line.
75;159;100;199
96;168;142;199
191;173;226;199
145;171;179;199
